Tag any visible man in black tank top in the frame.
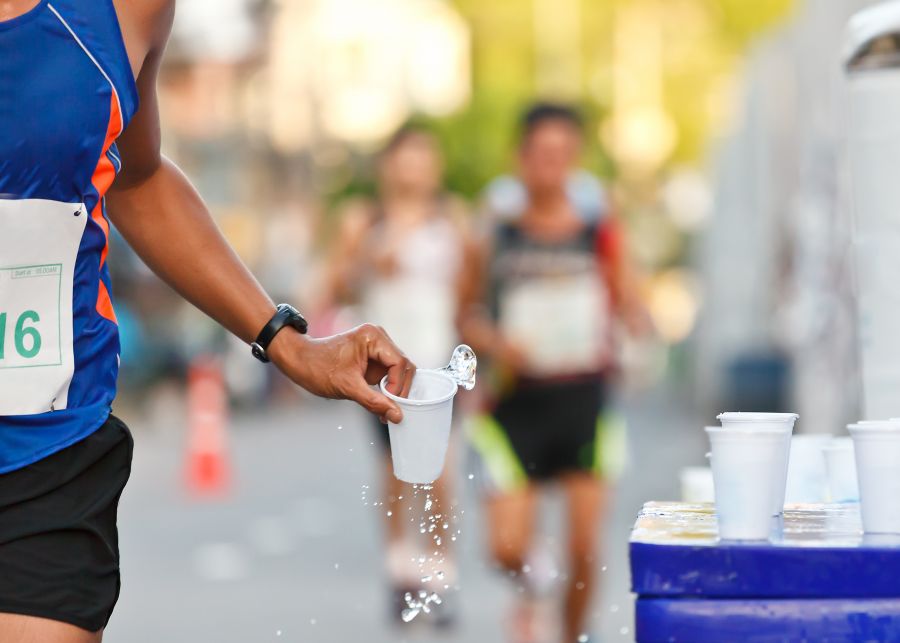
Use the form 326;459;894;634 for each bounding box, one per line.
460;103;646;643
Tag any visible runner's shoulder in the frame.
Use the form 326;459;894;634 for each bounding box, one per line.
115;0;173;24
113;0;175;61
334;197;379;241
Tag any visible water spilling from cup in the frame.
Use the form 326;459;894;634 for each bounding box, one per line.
437;344;477;390
381;345;477;484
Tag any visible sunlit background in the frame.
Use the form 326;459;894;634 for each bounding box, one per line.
103;1;877;641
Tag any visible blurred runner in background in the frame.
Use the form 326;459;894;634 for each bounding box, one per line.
460;103;646;643
327;126;469;627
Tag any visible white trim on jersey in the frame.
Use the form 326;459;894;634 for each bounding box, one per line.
47;4;125;137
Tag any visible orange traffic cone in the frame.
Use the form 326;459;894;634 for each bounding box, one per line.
184;355;232;497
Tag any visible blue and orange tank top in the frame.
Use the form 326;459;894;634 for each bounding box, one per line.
0;0;137;472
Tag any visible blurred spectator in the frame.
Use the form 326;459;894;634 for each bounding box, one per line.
325;125;470;626
459;103;645;643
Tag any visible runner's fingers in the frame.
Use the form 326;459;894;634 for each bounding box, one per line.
400;362;415;398
348;377;402;424
360;324;415;397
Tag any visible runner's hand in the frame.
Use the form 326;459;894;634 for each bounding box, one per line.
268;324;415;423
495;338;529;375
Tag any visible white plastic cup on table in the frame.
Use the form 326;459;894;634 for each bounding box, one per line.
785;435;832;504
679;466;715;503
706;426;787;540
822;437;859;503
848;421;900;533
716;412;798;515
380;369;458;484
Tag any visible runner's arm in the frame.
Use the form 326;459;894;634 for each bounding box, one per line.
105;1;414;421
597;217;652;336
456;233;526;372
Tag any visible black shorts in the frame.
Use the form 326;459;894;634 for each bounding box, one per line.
0;414;133;632
471;378;607;489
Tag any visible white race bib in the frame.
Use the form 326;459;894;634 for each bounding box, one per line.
500;273;610;377
0;198;86;415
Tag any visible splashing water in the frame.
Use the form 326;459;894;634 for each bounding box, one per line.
399;483;460;623
438;344;477;390
401;590;443;622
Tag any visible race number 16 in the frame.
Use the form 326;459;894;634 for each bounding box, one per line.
0;310;42;360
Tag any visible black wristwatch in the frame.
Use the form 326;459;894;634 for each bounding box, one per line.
250;304;309;363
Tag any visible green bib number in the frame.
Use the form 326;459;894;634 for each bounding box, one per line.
0;310;42;361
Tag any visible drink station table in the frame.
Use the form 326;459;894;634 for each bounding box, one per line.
630;502;900;642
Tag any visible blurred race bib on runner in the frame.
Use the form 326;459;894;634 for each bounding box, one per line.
0;199;86;415
500;273;610;378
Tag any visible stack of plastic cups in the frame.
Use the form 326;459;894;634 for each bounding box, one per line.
707;413;798;541
848;421;900;533
821;437;859;503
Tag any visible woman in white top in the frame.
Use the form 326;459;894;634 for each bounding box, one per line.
328;126;469;625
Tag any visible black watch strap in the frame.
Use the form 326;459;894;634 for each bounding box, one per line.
251;304;309;363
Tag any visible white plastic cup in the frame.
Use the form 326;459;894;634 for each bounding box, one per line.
717;412;798;515
380;370;458;484
679;466;715;503
822;437;859;503
848;421;900;533
785;435;832;504
706;426;787;540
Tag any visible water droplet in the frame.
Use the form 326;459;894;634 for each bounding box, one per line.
578;635;589;643
620;626;630;635
386;511;393;517
276;630;282;637
522;564;532;574
576;581;585;590
333;563;339;570
310;618;317;625
610;604;620;613
601;565;608;572
337;425;343;431
421;575;432;583
436;571;445;580
468;473;474;480
401;608;419;623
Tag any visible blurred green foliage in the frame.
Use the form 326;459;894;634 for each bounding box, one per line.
329;0;795;204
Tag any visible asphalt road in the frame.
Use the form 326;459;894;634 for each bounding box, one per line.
105;383;703;643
